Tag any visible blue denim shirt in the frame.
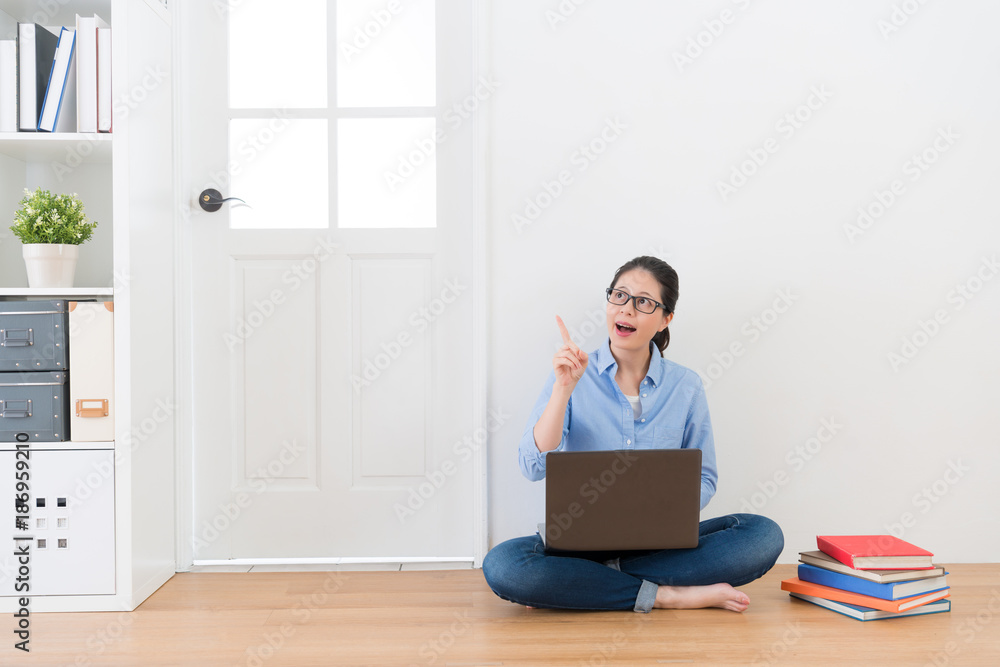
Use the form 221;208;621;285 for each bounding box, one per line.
518;337;719;510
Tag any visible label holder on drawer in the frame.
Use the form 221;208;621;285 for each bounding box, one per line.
76;399;109;418
1;328;34;347
0;399;32;418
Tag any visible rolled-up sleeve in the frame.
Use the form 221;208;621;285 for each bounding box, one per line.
683;380;718;510
517;372;571;481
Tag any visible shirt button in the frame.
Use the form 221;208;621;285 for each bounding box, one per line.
640;418;645;422
626;439;631;445
642;393;647;398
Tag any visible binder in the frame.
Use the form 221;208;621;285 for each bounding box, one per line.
37;27;77;132
0;40;16;132
97;27;111;132
76;13;108;132
17;22;58;131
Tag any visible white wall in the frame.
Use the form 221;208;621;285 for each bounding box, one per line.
486;0;1000;563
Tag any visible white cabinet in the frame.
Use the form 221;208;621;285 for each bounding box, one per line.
0;0;175;612
0;449;115;596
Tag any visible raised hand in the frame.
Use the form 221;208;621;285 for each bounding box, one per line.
553;315;589;388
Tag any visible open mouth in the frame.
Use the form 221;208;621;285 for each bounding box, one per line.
615;322;637;335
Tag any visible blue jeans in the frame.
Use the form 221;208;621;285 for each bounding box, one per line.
482;514;783;612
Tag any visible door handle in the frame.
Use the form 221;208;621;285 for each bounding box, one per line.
199;188;249;213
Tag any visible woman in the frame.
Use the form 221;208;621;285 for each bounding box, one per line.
483;256;783;613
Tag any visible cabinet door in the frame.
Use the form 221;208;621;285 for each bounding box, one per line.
68;302;115;442
0;449;115;596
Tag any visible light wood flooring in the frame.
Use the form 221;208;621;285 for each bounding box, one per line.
8;563;1000;666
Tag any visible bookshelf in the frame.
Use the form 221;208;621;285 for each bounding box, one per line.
0;287;114;297
0;132;112;161
0;0;175;612
0;440;114;451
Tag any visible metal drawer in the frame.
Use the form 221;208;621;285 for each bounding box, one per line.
0;300;68;372
0;371;69;442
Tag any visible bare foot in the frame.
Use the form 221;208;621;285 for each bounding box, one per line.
653;583;750;612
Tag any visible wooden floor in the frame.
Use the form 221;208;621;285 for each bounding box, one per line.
9;564;1000;666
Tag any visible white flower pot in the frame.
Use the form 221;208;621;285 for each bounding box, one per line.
22;243;80;288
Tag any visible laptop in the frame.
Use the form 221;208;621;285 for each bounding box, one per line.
537;449;702;551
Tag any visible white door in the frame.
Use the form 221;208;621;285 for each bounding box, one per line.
179;0;481;560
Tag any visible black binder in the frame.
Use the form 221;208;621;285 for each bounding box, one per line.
16;22;58;131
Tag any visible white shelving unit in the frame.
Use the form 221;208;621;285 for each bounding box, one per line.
0;441;114;451
0;288;114;297
0;0;175;612
0;133;112;161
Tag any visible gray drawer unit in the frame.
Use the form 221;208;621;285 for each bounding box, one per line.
0;300;68;371
0;372;69;442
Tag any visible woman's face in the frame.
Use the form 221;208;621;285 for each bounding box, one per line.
606;269;673;354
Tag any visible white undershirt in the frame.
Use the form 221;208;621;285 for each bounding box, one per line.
625;394;642;419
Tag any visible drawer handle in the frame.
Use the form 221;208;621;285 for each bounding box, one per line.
1;328;33;347
76;399;109;418
0;399;31;418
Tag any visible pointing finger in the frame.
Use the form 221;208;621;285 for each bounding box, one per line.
556;315;572;345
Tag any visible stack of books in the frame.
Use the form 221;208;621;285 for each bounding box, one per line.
781;535;951;621
0;11;112;133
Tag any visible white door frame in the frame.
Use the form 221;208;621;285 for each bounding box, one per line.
170;1;490;570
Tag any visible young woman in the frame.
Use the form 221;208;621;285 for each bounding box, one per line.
483;256;783;613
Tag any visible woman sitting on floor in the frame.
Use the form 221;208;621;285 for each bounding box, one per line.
483;255;783;613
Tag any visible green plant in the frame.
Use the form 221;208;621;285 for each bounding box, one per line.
9;187;98;245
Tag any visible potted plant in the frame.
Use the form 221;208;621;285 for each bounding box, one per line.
9;187;98;288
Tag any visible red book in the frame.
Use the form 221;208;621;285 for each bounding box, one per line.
817;535;935;570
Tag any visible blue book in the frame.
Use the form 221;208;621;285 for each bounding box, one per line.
798;563;949;600
790;593;951;621
37;26;76;132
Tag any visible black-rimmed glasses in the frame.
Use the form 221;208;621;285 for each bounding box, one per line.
606;288;666;314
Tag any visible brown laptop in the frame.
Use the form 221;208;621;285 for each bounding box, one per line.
538;449;702;551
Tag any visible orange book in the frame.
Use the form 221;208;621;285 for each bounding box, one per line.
780;578;950;613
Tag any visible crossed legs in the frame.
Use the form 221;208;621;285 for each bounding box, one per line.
482;514;783;613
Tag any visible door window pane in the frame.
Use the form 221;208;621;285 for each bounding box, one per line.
337;0;435;108
230;0;327;108
337;118;436;228
229;118;329;229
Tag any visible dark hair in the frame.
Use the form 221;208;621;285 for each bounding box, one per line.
608;256;679;355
